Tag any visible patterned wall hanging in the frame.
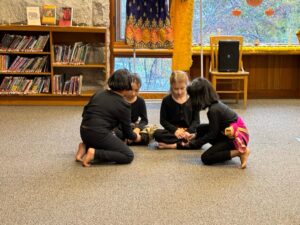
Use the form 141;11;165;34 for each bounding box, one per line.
125;0;173;49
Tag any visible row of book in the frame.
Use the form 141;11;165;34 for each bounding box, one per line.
0;75;84;95
0;55;49;73
0;34;49;52
0;76;50;94
53;74;83;95
53;43;105;65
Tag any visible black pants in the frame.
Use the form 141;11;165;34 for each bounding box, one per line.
196;124;235;165
153;129;179;144
113;127;126;141
113;126;148;145
80;127;134;164
154;129;193;149
113;123;136;141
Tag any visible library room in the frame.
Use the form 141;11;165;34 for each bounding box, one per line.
0;0;299;225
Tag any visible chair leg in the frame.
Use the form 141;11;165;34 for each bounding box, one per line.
236;80;240;104
212;76;217;91
244;77;248;108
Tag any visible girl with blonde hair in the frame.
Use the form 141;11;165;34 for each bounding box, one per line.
153;70;200;149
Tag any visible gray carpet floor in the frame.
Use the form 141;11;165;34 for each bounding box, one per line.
0;99;299;225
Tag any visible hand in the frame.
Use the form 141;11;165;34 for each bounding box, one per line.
181;131;191;140
186;133;196;141
133;127;141;135
134;133;142;143
175;128;186;139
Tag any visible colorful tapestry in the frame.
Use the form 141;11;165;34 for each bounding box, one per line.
125;0;173;49
170;0;194;71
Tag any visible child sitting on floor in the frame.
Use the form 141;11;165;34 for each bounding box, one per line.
182;77;250;169
75;69;141;166
114;73;149;144
153;70;200;149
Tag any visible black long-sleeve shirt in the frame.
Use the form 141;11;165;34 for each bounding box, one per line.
130;96;148;130
190;101;238;148
81;90;137;140
160;94;200;133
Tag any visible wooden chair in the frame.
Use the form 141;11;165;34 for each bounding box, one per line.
209;36;249;108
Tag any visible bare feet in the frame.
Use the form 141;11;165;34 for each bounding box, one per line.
82;148;95;167
157;142;177;149
240;148;250;169
75;142;86;162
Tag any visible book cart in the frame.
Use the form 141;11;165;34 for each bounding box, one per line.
0;25;108;105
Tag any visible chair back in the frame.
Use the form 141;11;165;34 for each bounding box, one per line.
210;36;244;72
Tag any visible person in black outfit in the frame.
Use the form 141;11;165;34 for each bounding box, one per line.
113;73;149;144
153;70;200;149
75;69;141;167
182;77;250;169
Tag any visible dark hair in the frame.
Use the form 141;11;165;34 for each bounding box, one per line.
131;73;142;88
187;77;219;110
108;69;132;91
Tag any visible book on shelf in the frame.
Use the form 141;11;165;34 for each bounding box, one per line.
10;77;24;93
53;42;105;65
1;34;14;50
53;74;64;94
0;76;12;92
23;80;33;94
0;55;10;71
29;77;42;93
58;7;73;26
54;74;83;95
29;35;49;52
0;34;49;52
41;5;56;25
7;35;23;51
7;56;49;72
26;7;41;25
0;76;50;94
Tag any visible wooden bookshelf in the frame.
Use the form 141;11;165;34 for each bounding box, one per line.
0;72;51;75
0;25;108;105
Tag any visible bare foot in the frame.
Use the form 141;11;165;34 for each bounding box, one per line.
157;142;177;149
240;148;250;169
75;142;86;162
82;148;95;167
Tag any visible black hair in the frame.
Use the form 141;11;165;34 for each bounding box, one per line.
131;73;142;88
108;69;132;91
187;77;219;111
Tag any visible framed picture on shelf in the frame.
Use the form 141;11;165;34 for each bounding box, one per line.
58;7;73;26
26;7;41;25
41;5;56;25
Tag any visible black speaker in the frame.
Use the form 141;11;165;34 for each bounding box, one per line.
218;40;239;72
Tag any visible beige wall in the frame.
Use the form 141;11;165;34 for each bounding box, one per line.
0;0;109;27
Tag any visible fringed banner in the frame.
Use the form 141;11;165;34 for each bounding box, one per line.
171;0;194;71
